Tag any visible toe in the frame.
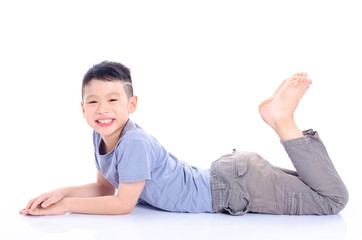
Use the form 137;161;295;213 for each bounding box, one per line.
302;78;311;88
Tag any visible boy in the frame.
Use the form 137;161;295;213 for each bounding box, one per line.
20;61;348;216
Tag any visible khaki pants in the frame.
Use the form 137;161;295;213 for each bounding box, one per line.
210;129;349;215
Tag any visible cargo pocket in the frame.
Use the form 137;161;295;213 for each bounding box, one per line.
235;153;248;177
225;152;250;216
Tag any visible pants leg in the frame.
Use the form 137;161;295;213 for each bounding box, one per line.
279;129;349;214
210;129;349;215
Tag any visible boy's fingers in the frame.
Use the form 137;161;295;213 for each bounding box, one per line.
20;209;30;215
30;195;48;210
28;209;40;216
41;196;56;208
25;198;36;210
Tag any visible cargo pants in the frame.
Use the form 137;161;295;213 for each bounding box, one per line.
210;129;349;215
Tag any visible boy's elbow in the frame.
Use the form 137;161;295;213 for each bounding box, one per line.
114;200;136;215
122;208;134;215
119;206;134;215
115;206;134;215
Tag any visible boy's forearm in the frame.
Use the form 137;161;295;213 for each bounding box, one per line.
65;183;115;198
62;195;132;215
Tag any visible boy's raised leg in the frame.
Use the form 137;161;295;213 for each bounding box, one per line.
256;73;348;214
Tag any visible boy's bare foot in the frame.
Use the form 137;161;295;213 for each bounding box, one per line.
258;72;308;111
259;74;312;141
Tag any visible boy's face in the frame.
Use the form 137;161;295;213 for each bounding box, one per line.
81;79;137;142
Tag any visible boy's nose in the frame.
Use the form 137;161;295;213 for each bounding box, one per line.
96;102;110;114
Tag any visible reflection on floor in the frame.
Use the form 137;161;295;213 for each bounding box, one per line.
2;203;348;240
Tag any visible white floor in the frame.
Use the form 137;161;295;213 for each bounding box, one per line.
2;198;359;240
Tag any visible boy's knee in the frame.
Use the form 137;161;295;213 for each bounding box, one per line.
328;187;349;215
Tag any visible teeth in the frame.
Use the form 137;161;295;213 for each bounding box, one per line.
98;119;112;124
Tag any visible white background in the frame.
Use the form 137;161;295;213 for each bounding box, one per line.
0;0;361;239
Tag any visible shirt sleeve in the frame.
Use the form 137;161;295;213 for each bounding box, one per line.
116;138;153;183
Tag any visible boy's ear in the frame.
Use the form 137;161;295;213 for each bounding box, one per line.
128;96;138;113
81;101;86;117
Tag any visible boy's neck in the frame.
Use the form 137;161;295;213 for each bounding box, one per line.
100;131;122;154
99;119;129;154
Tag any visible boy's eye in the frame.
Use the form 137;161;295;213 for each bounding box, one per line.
109;99;118;102
88;101;97;104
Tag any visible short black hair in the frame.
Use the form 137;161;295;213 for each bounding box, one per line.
82;61;133;100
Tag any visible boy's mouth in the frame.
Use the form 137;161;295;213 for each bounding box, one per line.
95;118;115;127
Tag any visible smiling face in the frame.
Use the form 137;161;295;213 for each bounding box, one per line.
81;79;137;148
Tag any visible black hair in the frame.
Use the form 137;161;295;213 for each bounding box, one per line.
82;61;133;99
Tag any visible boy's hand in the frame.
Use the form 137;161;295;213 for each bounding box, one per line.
19;188;68;215
20;199;67;216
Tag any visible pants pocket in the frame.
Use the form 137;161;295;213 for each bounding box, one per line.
225;152;250;215
234;152;248;177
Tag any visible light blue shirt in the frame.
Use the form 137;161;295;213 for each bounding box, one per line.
93;119;214;213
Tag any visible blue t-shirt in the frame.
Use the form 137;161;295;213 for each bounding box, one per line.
93;119;214;213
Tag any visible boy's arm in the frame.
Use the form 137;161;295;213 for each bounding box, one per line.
65;171;116;198
20;171;115;214
27;180;146;215
64;180;146;215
